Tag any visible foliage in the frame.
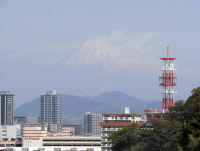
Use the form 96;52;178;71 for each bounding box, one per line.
109;124;147;151
187;134;200;151
109;87;200;151
147;120;182;151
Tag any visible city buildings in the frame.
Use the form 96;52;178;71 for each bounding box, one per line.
22;125;101;151
0;91;14;126
14;116;40;138
26;116;40;124
46;126;75;137
14;117;27;125
61;125;74;136
0;91;19;147
0;91;162;151
55;125;84;136
70;125;84;136
100;107;144;151
40;90;61;132
84;112;102;137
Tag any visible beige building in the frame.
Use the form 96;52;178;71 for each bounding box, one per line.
46;126;74;137
62;125;74;136
22;125;47;147
21;125;101;150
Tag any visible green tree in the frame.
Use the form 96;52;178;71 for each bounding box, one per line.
180;87;200;150
147;120;182;151
109;124;149;151
187;134;200;151
164;100;185;122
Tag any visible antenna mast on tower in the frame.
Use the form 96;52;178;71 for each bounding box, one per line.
160;46;177;112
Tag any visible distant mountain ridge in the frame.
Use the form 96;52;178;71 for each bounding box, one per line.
15;91;161;124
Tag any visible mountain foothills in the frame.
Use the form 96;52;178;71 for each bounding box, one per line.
109;87;200;151
15;91;160;124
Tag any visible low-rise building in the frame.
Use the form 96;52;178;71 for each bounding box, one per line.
144;109;162;122
62;125;84;136
71;125;84;136
21;136;101;150
26;116;40;124
61;125;74;136
0;125;22;147
21;125;101;150
22;125;47;147
42;136;101;148
0;125;16;141
14;117;27;125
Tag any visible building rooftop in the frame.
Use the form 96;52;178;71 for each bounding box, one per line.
100;122;144;127
144;110;162;112
145;113;163;115
102;113;141;116
0;91;13;95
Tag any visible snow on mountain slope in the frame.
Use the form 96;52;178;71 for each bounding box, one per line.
51;39;132;69
48;31;159;72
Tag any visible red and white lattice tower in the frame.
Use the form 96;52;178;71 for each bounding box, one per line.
160;46;177;112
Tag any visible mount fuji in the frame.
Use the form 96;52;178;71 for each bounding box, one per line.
49;39;133;70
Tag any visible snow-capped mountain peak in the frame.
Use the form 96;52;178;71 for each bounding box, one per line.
51;39;131;69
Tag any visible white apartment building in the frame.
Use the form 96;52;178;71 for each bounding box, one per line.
0;125;22;147
100;107;144;151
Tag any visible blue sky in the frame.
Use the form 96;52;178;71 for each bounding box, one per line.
0;0;200;107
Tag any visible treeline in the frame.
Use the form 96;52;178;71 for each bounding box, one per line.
109;87;200;151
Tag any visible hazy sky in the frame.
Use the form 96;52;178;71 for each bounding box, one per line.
0;0;200;107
